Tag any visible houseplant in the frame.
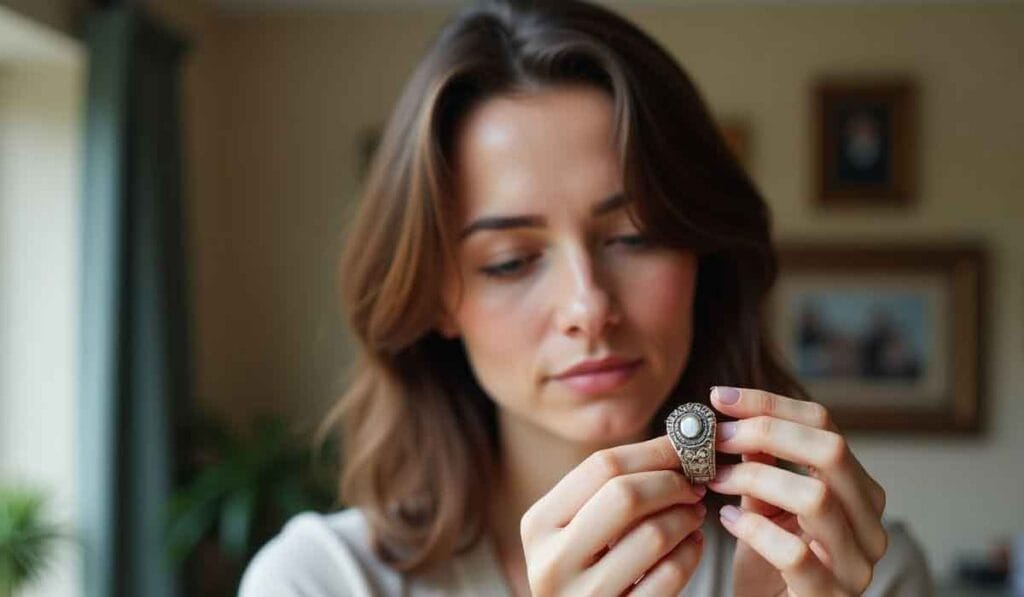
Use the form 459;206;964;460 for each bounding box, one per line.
167;413;338;593
0;487;66;597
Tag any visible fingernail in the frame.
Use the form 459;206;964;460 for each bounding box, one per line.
713;386;741;405
717;421;737;441
720;504;743;523
693;484;707;498
712;464;734;483
695;503;707;518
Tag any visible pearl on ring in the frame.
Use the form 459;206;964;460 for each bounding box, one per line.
679;414;703;439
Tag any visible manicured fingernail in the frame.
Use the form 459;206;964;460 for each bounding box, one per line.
720;505;742;523
713;386;740;405
713;464;734;483
717;421;737;441
693;484;707;497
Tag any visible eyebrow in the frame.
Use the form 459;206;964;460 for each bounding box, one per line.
459;193;628;242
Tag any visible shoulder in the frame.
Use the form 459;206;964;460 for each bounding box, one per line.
239;509;402;597
866;519;934;596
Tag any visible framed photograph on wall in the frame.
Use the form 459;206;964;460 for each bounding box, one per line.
814;79;917;207
770;243;985;433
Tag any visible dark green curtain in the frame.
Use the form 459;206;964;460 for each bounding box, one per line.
79;7;190;597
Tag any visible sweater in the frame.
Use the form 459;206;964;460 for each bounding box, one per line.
239;508;933;596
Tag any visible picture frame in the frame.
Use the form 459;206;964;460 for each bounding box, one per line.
814;79;917;207
770;243;985;433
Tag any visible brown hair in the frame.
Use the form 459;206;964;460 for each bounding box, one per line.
326;0;806;573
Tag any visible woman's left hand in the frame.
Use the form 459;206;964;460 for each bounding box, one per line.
707;386;888;597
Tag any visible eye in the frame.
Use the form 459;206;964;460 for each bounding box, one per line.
479;254;538;279
608;234;650;248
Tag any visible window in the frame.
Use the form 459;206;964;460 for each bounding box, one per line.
0;5;84;596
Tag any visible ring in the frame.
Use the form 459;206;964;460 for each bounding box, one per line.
665;402;717;484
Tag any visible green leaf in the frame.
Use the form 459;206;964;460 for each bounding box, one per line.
0;487;65;591
271;477;313;518
165;489;220;563
166;411;341;581
218;487;256;559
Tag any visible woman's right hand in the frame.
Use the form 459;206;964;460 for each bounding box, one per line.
520;435;707;596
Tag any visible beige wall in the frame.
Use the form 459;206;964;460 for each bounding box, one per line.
0;0;84;36
191;9;456;427
177;3;1024;582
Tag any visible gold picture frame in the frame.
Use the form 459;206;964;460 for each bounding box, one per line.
770;243;985;433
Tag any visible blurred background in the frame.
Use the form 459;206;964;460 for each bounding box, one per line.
0;0;1021;595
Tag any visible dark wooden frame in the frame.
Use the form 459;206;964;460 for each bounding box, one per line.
771;243;986;434
814;79;917;206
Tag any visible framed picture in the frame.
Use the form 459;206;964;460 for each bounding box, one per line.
814;79;917;206
770;243;985;433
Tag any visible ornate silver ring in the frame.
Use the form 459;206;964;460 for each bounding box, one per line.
665;402;717;485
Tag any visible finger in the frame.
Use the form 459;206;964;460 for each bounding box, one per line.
711;386;838;431
562;470;705;566
717;414;885;521
738;451;780;518
709;462;875;593
712;387;886;516
526;436;684;531
716;417;889;561
579;505;705;594
719;505;837;596
627;529;704;596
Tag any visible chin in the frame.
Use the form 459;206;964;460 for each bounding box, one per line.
554;398;659;448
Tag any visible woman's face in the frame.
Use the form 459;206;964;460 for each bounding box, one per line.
440;84;698;446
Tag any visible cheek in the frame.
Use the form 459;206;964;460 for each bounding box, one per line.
623;255;697;337
459;286;537;340
454;286;543;384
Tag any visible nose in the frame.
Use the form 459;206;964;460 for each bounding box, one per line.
554;246;621;342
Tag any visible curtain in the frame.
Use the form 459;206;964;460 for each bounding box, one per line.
79;7;190;597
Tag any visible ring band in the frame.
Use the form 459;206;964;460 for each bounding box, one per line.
665;402;717;484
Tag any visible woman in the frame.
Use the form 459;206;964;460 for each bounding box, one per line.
241;1;932;594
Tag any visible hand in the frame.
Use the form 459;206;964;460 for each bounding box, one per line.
707;386;888;597
521;436;707;596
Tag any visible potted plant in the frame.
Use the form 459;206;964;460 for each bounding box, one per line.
0;487;67;597
167;413;338;594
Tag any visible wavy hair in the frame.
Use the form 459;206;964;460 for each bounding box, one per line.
323;0;806;573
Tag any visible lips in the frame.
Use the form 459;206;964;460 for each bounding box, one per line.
553;356;643;395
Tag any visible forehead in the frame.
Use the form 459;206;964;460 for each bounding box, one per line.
451;85;621;219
